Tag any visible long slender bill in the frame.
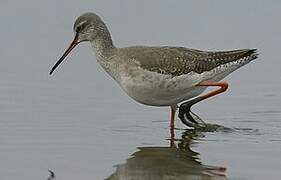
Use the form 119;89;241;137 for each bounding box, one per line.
49;34;79;75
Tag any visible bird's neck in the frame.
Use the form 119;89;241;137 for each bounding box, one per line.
90;26;115;60
91;33;119;82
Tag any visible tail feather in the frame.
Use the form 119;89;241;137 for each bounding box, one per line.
207;49;258;67
203;49;258;82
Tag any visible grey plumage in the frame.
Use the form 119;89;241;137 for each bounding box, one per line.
116;46;258;77
51;12;258;77
73;12;258;77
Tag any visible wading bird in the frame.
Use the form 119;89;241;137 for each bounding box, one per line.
50;12;258;128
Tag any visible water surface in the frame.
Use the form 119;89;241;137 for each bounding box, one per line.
0;1;281;180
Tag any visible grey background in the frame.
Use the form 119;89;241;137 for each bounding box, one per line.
0;0;280;180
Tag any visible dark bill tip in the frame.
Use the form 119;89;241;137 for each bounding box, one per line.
49;34;79;75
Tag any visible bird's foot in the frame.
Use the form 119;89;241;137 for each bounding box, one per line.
178;103;230;132
178;101;206;128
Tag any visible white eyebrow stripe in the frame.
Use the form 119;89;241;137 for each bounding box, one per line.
78;20;87;27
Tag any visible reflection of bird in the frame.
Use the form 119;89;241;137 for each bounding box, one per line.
106;128;227;180
50;12;258;128
47;170;55;180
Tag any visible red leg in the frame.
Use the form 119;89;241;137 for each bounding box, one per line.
196;81;229;100
170;106;177;129
170;126;175;148
178;81;228;127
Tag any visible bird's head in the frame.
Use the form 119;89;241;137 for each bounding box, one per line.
73;12;106;42
49;12;106;75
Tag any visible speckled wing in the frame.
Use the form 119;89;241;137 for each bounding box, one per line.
134;47;258;77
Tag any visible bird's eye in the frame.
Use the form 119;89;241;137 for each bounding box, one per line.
76;25;81;32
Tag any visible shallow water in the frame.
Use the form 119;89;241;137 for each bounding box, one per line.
1;1;281;180
1;63;280;180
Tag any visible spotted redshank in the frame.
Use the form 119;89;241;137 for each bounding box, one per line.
50;12;258;128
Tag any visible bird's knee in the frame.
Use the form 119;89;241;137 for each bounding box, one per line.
220;81;229;92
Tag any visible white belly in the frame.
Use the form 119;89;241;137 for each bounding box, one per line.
119;67;206;106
